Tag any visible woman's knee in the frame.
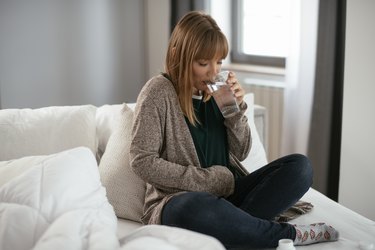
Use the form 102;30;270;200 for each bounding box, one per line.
289;154;313;186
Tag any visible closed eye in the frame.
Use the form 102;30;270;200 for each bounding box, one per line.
197;59;223;66
197;60;208;66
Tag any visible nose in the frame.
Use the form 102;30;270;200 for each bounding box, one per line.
208;63;220;82
212;62;221;75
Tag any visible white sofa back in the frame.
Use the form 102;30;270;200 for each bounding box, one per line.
0;93;267;170
0;105;97;161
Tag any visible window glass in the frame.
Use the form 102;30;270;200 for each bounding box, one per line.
242;0;291;57
232;0;292;67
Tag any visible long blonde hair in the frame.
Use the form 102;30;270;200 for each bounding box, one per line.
165;11;228;126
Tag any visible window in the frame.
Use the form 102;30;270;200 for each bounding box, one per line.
231;0;292;67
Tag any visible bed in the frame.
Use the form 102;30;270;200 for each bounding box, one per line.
116;187;375;250
0;93;374;249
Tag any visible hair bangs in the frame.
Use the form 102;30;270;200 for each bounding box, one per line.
194;30;228;61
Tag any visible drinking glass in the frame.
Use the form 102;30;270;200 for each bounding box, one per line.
207;71;240;118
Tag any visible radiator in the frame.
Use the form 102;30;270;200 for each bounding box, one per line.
243;84;284;162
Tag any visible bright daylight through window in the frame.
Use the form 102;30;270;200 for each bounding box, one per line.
233;0;292;67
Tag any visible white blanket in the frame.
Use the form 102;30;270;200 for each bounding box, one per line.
0;147;225;250
0;147;119;250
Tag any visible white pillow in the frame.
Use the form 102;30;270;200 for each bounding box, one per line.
95;103;137;160
99;103;146;222
95;104;124;159
0;105;97;161
241;93;268;172
127;103;136;111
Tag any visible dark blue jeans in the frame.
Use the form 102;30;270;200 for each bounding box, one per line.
161;154;313;249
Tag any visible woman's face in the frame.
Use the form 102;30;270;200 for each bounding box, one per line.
192;58;223;95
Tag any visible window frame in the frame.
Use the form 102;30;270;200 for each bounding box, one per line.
231;0;286;68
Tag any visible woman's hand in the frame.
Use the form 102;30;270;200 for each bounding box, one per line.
227;72;245;105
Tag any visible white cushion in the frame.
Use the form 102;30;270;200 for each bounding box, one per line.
127;103;136;111
95;104;124;159
99;103;145;222
0;105;97;161
95;103;137;161
241;93;268;172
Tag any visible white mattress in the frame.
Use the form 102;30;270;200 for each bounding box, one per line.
290;188;375;250
117;188;375;249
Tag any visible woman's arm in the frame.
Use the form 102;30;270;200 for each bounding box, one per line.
130;83;234;198
223;72;252;161
224;101;252;161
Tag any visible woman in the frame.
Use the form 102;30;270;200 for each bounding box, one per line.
130;11;338;249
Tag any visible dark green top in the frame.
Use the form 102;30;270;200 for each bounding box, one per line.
185;95;238;176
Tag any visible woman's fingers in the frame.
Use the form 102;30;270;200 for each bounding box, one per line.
227;72;244;104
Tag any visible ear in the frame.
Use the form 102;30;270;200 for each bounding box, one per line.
171;47;176;57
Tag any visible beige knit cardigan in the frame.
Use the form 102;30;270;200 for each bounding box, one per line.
129;75;252;225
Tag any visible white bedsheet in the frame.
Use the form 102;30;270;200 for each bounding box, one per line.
119;225;225;250
290;188;375;250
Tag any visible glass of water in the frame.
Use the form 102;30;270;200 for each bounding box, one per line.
207;71;240;118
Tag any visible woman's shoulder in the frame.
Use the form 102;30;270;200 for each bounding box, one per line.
134;75;179;120
137;75;178;113
141;74;176;98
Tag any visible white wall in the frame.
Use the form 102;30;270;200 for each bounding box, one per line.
144;0;170;79
0;0;146;108
339;0;375;220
